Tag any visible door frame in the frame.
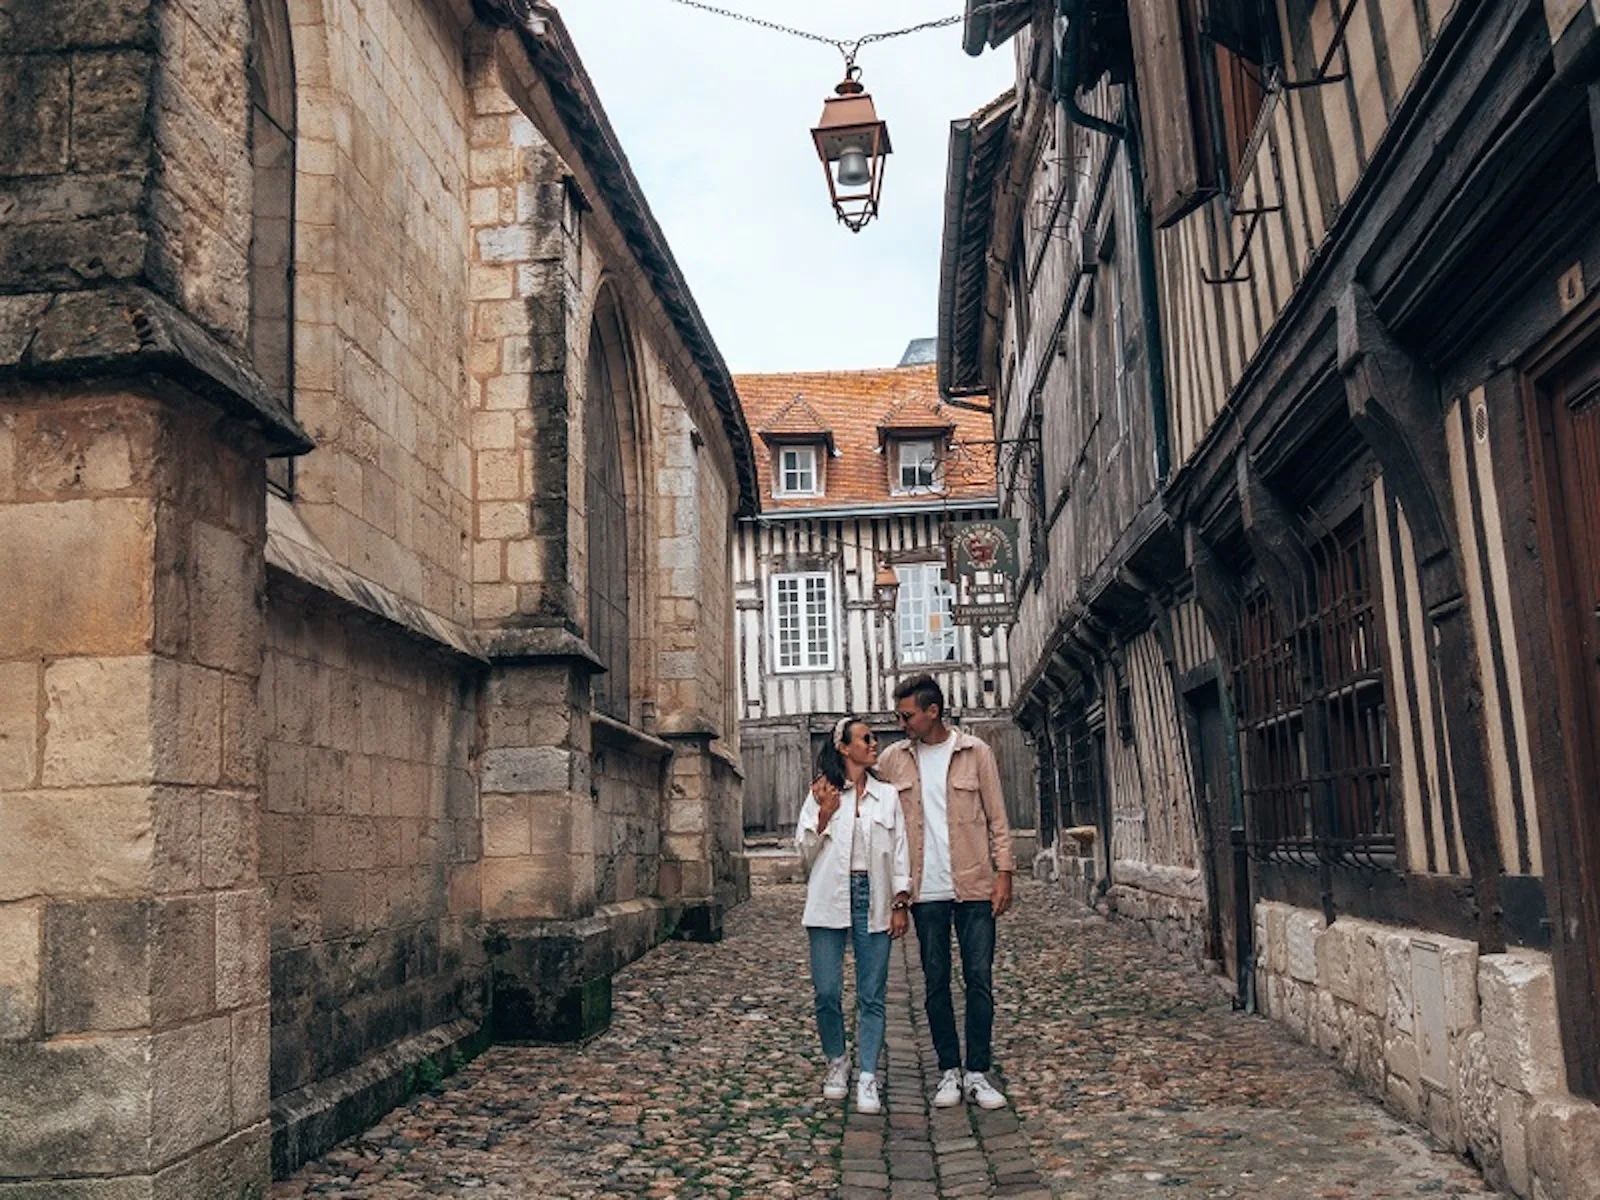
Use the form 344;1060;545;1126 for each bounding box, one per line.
1181;667;1252;1005
1520;301;1600;1098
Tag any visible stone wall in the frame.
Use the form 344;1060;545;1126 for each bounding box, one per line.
1255;901;1600;1199
1106;864;1209;965
590;743;665;907
0;0;754;1186
0;386;276;1195
288;0;475;625
261;575;484;1173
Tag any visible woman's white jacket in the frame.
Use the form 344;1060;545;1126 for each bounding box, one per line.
795;775;912;933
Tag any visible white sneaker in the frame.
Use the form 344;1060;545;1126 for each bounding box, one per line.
964;1070;1007;1110
856;1072;882;1114
933;1067;963;1108
823;1055;849;1101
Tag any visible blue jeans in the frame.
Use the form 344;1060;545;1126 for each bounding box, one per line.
807;873;891;1075
912;899;996;1073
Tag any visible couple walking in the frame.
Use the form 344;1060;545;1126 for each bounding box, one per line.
795;674;1015;1116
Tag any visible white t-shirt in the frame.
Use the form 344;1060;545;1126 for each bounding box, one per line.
849;787;870;871
915;736;957;902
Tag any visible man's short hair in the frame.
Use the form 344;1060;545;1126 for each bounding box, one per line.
894;673;944;716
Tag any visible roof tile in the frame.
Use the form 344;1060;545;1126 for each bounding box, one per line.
734;364;997;512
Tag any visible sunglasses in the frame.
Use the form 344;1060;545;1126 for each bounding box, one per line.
895;710;917;723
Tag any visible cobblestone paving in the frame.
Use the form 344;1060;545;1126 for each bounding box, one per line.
274;881;1500;1198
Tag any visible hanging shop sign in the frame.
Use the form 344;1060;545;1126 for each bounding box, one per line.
947;518;1020;632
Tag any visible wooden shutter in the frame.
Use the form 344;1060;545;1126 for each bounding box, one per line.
1127;0;1219;228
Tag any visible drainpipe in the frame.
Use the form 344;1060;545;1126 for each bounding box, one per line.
1055;0;1125;140
1056;0;1172;483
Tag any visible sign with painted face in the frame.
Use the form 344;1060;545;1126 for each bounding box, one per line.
948;519;1020;632
949;519;1020;579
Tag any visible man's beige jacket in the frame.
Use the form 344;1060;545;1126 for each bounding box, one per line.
876;728;1015;903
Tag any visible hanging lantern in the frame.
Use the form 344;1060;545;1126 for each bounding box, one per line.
874;561;901;614
811;67;892;232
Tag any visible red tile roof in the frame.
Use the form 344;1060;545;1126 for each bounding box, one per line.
734;364;998;512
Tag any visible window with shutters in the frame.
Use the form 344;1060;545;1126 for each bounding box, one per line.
586;315;631;723
248;0;296;497
1124;0;1277;227
771;573;834;672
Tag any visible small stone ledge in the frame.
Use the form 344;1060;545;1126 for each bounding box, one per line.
270;1017;489;1180
485;898;683;1043
655;713;721;740
0;286;311;456
481;625;604;670
1111;859;1207;902
591;712;674;760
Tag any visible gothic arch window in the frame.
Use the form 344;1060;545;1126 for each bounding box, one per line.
248;0;296;496
586;295;634;722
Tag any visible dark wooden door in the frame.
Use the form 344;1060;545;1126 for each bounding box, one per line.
1188;680;1248;999
1534;338;1600;1094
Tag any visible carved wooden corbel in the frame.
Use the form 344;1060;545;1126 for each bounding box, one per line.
1187;524;1244;676
1236;449;1315;625
1337;283;1459;598
1336;284;1505;950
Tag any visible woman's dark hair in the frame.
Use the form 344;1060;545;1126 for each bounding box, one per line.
816;715;870;789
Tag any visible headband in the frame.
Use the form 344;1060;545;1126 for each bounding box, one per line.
833;715;854;748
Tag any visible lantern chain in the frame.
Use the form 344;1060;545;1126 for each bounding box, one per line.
663;0;997;68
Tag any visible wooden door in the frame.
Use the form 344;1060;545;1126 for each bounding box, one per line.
1188;680;1249;1000
1532;336;1600;1094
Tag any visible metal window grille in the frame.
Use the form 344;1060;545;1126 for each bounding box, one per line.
1066;717;1100;829
1232;512;1394;867
896;563;957;664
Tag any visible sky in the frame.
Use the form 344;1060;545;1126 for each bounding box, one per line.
553;0;1016;374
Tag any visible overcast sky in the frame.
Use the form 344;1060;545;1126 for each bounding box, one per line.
554;1;1015;374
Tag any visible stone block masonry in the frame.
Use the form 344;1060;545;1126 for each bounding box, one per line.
261;577;486;1176
1;0;756;1188
0;387;278;1196
1255;900;1600;1199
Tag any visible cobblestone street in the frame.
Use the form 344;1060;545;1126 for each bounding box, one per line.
274;881;1499;1198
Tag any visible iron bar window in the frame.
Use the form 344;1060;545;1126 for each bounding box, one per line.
1233;511;1394;867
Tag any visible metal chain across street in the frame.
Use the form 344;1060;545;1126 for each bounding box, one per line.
664;0;966;66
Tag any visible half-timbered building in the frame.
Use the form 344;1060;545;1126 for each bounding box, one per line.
732;354;1033;841
944;1;1600;1192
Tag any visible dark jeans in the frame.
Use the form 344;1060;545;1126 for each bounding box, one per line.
911;899;996;1073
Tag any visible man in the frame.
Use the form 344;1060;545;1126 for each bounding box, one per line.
879;673;1014;1111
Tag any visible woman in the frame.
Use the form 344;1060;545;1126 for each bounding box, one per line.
795;715;912;1114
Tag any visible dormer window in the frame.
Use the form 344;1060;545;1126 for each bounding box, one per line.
777;444;822;497
894;438;940;494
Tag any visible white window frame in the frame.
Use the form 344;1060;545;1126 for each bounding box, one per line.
770;572;835;672
893;438;940;495
775;444;822;497
896;563;959;665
